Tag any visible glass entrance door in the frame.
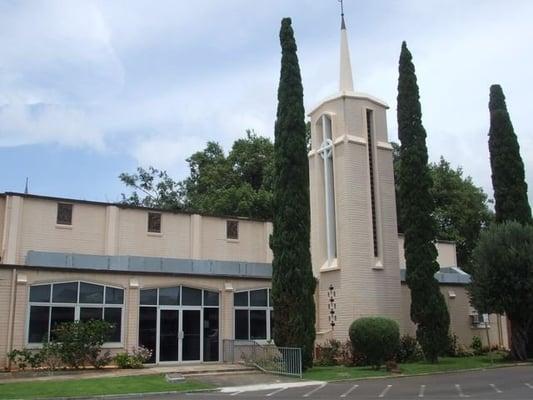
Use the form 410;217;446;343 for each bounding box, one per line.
159;309;179;362
181;309;201;361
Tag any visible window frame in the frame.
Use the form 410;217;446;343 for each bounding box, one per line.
26;280;125;349
56;203;73;226
147;212;162;234
233;288;273;342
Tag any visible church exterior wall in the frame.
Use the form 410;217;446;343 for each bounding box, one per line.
400;284;508;350
398;235;458;268
0;265;270;369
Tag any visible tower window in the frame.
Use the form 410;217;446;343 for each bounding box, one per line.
366;109;379;258
56;203;73;225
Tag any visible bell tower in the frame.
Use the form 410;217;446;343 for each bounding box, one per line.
308;10;402;341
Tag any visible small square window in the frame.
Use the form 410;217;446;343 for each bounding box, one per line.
226;220;239;240
57;203;73;225
148;212;161;233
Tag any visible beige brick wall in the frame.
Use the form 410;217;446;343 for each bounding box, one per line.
400;284;508;349
398;235;458;268
0;267;270;369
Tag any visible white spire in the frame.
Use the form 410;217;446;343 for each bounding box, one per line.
339;15;354;92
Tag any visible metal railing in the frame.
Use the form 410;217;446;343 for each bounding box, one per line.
223;339;302;378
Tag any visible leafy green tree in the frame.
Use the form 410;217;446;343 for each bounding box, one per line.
469;222;533;360
397;41;449;362
270;18;316;369
120;131;274;219
488;85;532;225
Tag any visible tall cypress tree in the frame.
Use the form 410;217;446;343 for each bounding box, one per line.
487;84;532;358
488;84;532;225
271;18;316;370
397;42;450;362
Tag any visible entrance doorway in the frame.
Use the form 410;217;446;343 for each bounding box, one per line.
138;286;219;364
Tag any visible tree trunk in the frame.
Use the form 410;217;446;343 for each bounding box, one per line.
510;319;529;361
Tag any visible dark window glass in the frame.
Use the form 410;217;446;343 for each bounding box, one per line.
104;308;122;342
139;307;157;363
159;287;180;305
148;212;162;233
30;285;51;303
50;307;75;339
235;310;249;340
28;306;49;343
234;291;248;307
80;307;102;322
250;289;268;307
79;282;104;304
57;203;73;225
226;220;239;239
52;282;78;303
250;310;267;340
268;289;272;307
140;289;157;305
204;291;219;307
105;287;124;304
182;287;202;306
203;308;219;361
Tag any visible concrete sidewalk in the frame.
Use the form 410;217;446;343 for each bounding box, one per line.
0;363;255;384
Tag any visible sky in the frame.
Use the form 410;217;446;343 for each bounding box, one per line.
0;0;532;204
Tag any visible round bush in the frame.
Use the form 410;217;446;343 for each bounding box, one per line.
349;317;400;369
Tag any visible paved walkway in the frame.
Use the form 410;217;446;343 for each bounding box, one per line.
0;363;254;384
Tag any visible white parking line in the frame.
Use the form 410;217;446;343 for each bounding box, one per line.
340;384;359;397
418;384;426;398
378;384;392;398
230;391;243;396
455;384;470;398
526;383;533;389
266;387;288;397
490;384;503;393
303;383;327;397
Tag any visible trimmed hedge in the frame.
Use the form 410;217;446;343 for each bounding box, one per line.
349;317;400;369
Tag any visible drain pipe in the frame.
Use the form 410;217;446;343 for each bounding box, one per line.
6;268;17;370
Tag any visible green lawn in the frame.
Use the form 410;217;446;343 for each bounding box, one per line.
304;354;521;381
0;374;213;400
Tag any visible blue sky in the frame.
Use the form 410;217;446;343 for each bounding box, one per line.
0;0;532;203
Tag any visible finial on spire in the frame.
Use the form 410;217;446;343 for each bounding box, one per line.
338;0;346;29
24;177;29;194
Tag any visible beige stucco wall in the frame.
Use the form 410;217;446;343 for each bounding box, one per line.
0;195;273;266
400;284;508;349
0;266;270;370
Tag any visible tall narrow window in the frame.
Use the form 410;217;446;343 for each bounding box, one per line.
317;115;337;265
366;109;379;257
147;212;162;233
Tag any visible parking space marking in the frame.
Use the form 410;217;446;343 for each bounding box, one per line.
230;391;243;396
340;384;359;397
455;384;470;398
378;384;392;398
526;383;533;389
489;384;502;393
266;387;287;397
418;384;426;398
303;383;327;397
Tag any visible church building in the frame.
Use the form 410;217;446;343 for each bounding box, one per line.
0;16;507;369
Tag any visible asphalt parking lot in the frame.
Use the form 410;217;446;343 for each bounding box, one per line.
168;365;533;400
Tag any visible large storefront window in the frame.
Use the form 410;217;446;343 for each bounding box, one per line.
27;282;124;344
234;288;273;341
138;286;219;363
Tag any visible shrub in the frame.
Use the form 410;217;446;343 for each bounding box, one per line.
471;336;483;355
315;339;341;366
7;349;42;371
349;317;400;370
52;320;114;369
114;346;152;369
442;333;460;357
39;341;63;371
396;335;424;363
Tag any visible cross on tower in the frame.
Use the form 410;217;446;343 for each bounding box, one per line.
317;115;337;266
